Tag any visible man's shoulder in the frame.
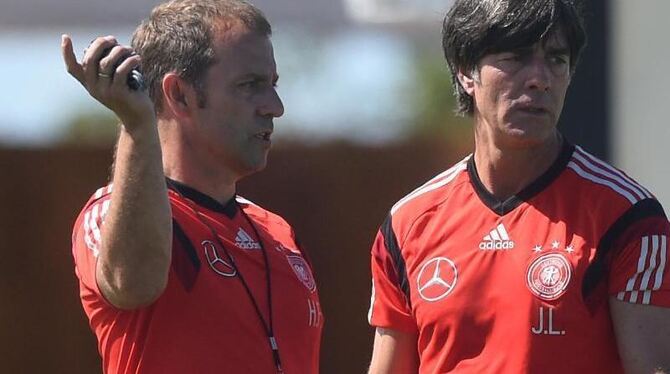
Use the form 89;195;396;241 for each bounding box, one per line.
85;184;114;205
388;155;471;225
74;184;113;224
71;183;113;257
566;145;659;208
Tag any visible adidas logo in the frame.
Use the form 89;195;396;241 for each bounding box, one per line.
479;223;515;250
235;228;261;250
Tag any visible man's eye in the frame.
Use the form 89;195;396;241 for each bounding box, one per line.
550;55;569;65
240;80;260;88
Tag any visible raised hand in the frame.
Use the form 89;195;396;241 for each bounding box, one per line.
61;34;156;131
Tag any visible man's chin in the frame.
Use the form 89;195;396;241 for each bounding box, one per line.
246;158;269;174
502;128;558;148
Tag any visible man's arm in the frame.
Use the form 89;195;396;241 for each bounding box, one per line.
610;298;670;374
368;327;419;374
63;35;172;309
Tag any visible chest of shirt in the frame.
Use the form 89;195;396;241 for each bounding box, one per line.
163;204;323;335
399;202;610;334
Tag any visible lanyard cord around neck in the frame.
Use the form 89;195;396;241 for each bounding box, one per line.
184;197;283;374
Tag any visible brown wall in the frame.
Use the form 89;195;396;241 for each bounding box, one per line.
0;140;467;373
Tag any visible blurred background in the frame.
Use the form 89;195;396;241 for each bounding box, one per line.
0;0;668;372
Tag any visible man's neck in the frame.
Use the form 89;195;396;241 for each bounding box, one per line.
164;167;237;205
159;121;238;205
473;132;563;201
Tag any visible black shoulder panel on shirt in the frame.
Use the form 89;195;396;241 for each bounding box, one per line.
582;198;667;307
381;214;411;307
172;219;201;291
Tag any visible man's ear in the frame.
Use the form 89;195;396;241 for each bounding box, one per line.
162;73;197;120
456;69;476;96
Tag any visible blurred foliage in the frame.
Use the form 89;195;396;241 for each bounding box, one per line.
59;110;119;147
406;47;473;148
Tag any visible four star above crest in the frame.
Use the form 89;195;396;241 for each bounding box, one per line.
529;242;576;254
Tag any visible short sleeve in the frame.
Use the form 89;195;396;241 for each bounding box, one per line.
71;197;111;299
368;223;417;333
609;214;670;307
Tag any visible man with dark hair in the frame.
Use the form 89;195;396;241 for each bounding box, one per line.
62;1;323;373
367;0;670;372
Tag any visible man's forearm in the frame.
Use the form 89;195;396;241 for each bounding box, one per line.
96;123;172;309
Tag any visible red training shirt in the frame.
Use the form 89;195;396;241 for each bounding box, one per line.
369;142;670;373
72;180;323;373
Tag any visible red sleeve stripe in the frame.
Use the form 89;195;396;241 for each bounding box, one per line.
617;235;667;304
391;156;470;215
574;146;652;200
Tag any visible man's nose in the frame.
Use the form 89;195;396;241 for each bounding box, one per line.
258;88;284;118
525;57;552;92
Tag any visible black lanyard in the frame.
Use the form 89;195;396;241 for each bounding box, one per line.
183;196;284;373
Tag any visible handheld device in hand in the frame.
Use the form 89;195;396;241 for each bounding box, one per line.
100;47;145;91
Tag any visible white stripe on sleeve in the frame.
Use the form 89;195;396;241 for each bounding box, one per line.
367;279;376;324
653;235;667;291
638;236;660;298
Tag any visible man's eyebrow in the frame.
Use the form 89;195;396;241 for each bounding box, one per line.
239;72;264;79
238;72;279;85
502;46;533;55
238;72;272;81
546;46;570;55
503;44;569;56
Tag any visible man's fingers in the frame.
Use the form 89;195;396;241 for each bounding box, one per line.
82;36;118;85
99;45;132;77
111;54;142;92
61;34;85;85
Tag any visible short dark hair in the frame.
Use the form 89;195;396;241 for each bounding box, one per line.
442;0;587;115
131;0;272;113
